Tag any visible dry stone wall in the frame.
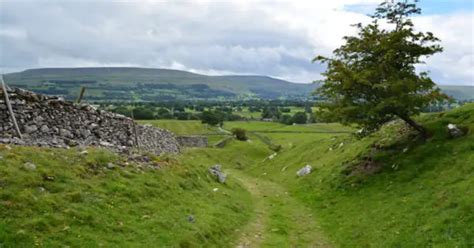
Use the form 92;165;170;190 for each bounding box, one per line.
176;136;208;147
0;88;180;154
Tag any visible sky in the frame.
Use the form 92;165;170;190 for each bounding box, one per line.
0;0;473;85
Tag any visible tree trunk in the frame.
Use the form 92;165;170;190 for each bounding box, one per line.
396;114;428;139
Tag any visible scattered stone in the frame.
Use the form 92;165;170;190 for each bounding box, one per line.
213;188;219;192
23;162;37;171
296;165;312;177
402;147;409;153
79;150;88;155
338;142;344;148
37;187;46;192
208;164;227;183
268;153;277;160
107;162;116;169
187;215;195;223
43;175;55;181
447;123;464;138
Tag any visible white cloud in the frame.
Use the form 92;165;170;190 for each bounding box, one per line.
0;0;472;85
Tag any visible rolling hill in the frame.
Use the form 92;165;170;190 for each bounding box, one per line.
3;67;315;101
3;67;473;101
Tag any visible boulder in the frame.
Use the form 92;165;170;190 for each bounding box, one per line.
23;162;37;171
296;165;312;177
208;164;227;183
447;124;464;138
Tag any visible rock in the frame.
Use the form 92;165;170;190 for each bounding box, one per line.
40;125;50;133
24;125;38;133
107;162;116;169
268;153;277;160
296;165;312;177
447;123;464;138
79;150;88;155
208;164;227;183
59;128;74;138
213;188;219;192
99;141;114;147
187;215;195;223
23;162;36;171
43;175;55;181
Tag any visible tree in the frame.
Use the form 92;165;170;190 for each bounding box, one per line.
290;112;308;124
231;128;248;141
313;0;448;138
201;110;222;126
132;107;155;120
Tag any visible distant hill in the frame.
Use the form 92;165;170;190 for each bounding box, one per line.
437;85;474;101
3;67;472;101
3;67;315;101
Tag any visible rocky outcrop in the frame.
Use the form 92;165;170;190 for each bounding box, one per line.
0;88;180;154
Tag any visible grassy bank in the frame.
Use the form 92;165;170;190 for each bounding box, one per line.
0;146;253;247
232;103;474;247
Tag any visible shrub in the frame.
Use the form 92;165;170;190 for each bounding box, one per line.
231;128;248;141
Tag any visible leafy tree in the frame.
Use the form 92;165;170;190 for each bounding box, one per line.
261;106;281;119
290;112;308;124
231;128;248;141
313;0;448;138
157;108;173;119
201;110;222;126
279;114;292;125
132;107;155;120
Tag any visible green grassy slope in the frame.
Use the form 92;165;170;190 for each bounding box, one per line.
3;67;314;100
228;103;474;247
0;146;253;247
1;104;473;246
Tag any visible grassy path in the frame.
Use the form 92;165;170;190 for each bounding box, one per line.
229;169;331;248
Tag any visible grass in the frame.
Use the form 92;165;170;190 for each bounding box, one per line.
138;120;219;135
2;103;473;247
0;146;253;247
232;103;474;247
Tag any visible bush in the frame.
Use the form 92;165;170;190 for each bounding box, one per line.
132;107;155;120
290;112;308;124
231;128;248;141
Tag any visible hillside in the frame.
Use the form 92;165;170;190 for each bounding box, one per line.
1;104;473;246
3;67;315;101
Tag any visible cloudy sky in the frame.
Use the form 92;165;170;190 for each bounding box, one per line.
0;0;473;85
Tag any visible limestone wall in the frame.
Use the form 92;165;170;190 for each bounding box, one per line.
176;136;208;147
0;88;180;154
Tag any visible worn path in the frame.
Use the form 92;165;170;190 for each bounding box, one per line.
229;169;331;248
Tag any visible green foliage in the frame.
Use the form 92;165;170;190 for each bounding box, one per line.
261;106;281;120
201;110;223;126
314;0;448;135
132;107;155;120
290;112;308;124
231;128;248;141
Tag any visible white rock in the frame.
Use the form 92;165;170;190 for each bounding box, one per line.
23;162;37;171
213;188;219;192
268;153;277;160
296;165;312;177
